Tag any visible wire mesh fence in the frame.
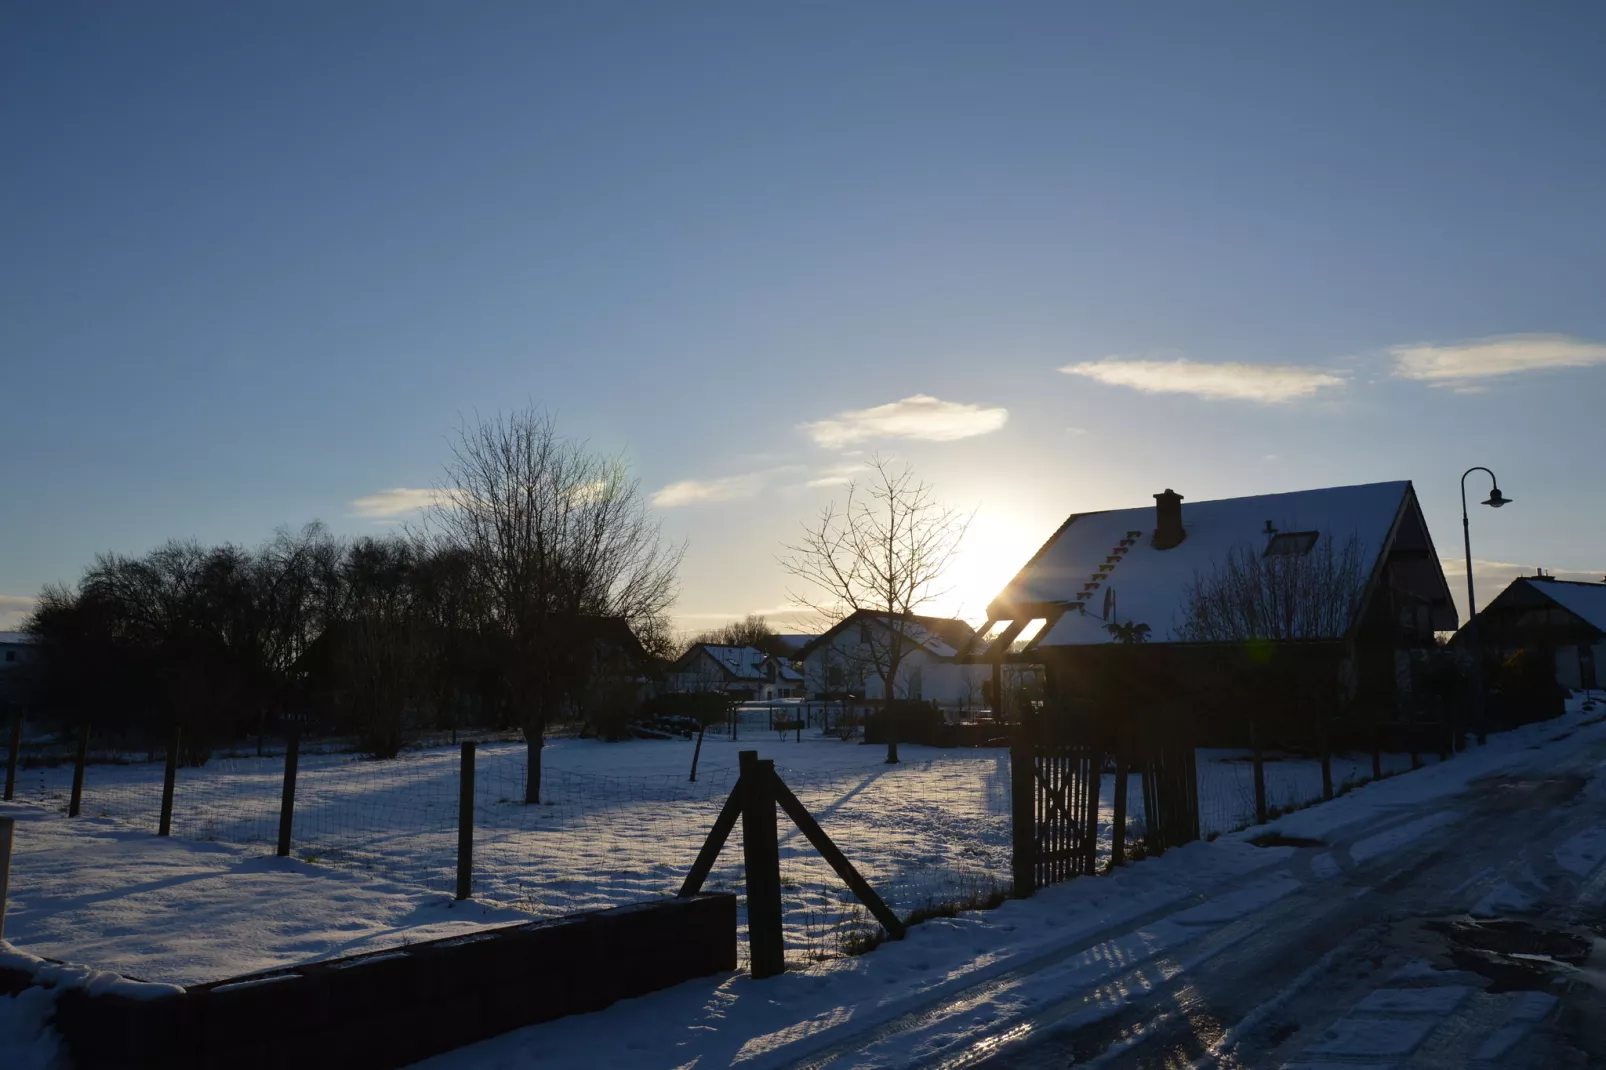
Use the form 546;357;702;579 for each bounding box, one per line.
0;715;1481;973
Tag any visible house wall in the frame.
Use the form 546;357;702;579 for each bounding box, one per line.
801;633;986;708
1556;641;1606;691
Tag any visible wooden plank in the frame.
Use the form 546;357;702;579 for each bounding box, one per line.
678;777;744;897
770;775;906;940
1010;716;1036;896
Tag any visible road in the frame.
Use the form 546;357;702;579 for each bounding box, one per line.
782;717;1606;1070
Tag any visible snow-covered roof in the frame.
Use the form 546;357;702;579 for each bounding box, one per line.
1529;579;1606;633
0;632;36;645
991;481;1417;647
699;644;770;680
798;612;977;660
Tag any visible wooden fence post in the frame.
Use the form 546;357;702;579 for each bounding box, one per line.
0;816;12;941
158;726;180;836
739;751;785;978
276;730;300;858
1111;731;1128;870
1009;714;1036;897
456;741;475;901
1251;720;1267;825
68;722;89;818
1319;716;1333;802
3;717;19;802
1371;719;1383;781
689;720;706;782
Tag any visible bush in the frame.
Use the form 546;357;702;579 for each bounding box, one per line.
862;700;944;745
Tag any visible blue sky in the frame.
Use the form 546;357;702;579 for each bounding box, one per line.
4;1;1604;631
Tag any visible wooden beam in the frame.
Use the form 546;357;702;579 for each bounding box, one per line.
770;773;906;940
678;775;745;897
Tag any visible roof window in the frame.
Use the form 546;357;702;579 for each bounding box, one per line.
1264;530;1319;557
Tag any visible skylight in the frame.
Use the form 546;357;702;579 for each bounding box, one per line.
1264;530;1319;556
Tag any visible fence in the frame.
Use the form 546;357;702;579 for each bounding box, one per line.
0;708;1481;973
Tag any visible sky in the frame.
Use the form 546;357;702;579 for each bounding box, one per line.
3;1;1604;634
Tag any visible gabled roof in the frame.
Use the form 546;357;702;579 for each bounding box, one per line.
989;481;1450;647
796;611;977;660
1523;578;1606;634
676;643;801;682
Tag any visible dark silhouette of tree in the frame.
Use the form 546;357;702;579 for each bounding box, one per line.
425;408;681;802
781;456;970;764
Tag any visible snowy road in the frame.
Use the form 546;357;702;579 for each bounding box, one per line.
416;701;1606;1070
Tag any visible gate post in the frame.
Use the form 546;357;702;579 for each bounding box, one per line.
1009;712;1036;897
739;751;785;978
456;741;475;901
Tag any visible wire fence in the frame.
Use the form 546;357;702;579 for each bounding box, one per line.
0;718;1476;970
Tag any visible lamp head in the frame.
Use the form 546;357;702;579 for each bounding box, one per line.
1483;487;1511;508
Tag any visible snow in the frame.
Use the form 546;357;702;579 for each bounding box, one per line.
0;632;36;645
4;698;1601;1068
408;699;1606;1070
992;481;1413;643
1529;577;1606;632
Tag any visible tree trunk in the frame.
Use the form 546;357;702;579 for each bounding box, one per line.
523;723;543;804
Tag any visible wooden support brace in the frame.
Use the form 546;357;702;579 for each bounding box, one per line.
678;776;745;897
771;774;906;940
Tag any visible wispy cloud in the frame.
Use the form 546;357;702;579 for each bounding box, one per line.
1060;359;1345;403
0;594;36;630
1390;333;1606;389
805;462;865;489
802;395;1008;448
348;487;446;521
652;472;769;507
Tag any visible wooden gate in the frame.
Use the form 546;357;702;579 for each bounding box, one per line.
1010;708;1201;897
1010;713;1103;895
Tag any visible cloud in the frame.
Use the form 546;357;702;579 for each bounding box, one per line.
802;395;1008;448
652;472;768;507
1060;359;1345;403
348;487;446;520
805;463;865;489
1390;333;1606;388
0;594;35;630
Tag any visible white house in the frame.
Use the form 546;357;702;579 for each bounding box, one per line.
796;611;989;710
668;643;804;700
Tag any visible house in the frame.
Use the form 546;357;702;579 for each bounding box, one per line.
668;643;804;701
0;630;36;715
970;482;1459;738
796;611;988;710
1462;573;1606;693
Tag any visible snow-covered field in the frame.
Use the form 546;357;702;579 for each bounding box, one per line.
1;723;1439;984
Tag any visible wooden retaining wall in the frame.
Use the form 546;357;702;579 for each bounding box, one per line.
1;892;736;1070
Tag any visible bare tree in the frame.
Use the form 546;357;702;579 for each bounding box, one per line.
689;613;790;658
425;409;682;802
780;456;970;763
1177;534;1367;643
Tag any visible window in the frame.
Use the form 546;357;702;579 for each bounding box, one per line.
4;650;13;663
1264;531;1318;557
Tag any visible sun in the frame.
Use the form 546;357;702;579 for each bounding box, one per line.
928;510;1043;625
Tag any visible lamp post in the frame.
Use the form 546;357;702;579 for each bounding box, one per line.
1461;467;1511;746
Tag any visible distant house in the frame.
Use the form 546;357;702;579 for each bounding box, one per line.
1463;573;1606;692
668;644;804;701
971;481;1459;736
797;611;987;709
0;630;36;714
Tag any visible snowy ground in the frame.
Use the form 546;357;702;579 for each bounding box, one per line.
392;696;1606;1070
2;717;1442;985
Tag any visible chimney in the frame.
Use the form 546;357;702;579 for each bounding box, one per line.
1153;488;1185;550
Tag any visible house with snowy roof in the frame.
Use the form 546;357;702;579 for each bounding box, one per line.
796;611;989;710
668;643;804;700
1462;573;1606;693
969;481;1458;736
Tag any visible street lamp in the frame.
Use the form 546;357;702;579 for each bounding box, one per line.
1461;466;1511;745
